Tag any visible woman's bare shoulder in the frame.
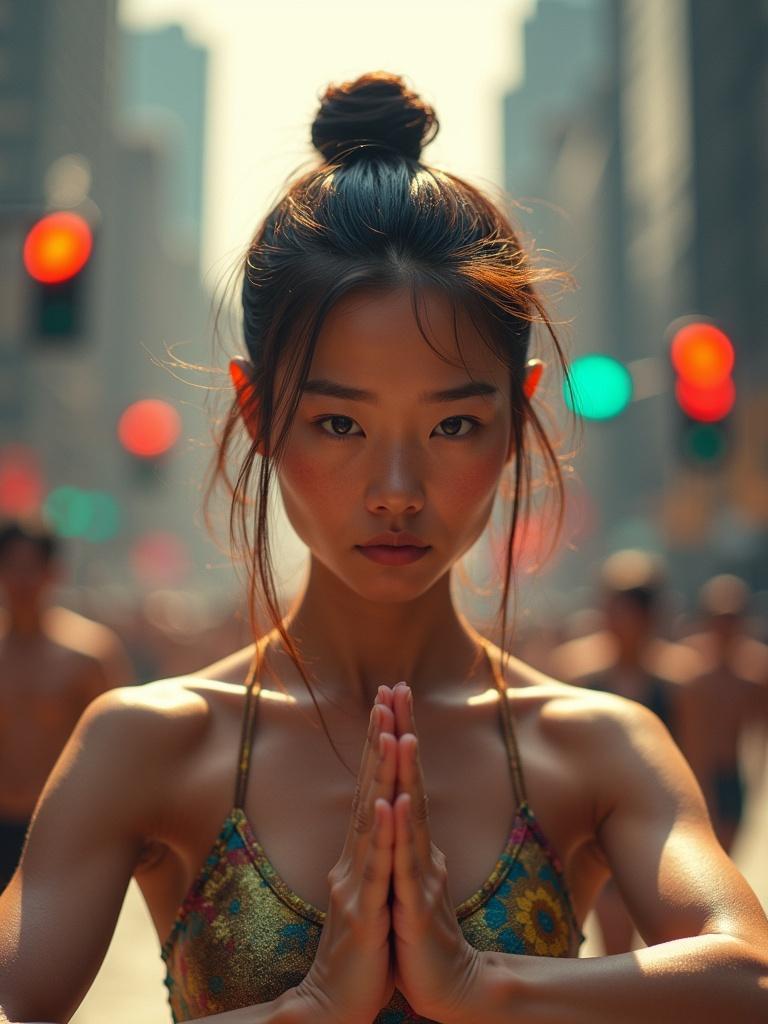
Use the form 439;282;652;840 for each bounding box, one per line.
80;669;246;759
485;640;662;739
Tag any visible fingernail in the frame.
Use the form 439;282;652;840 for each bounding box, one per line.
407;689;413;712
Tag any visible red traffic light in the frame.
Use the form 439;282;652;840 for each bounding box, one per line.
669;320;735;424
118;400;181;458
23;211;93;284
670;322;734;388
674;377;736;422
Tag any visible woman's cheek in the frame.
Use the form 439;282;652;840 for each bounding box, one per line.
441;440;506;511
437;447;508;557
455;452;501;502
277;446;344;541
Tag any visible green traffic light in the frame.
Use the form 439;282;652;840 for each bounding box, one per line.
44;486;91;537
82;490;120;542
683;422;727;463
43;486;120;541
563;354;633;420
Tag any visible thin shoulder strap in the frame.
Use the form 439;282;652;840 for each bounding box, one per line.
233;635;269;809
480;638;529;809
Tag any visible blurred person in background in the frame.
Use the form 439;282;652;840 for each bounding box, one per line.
549;550;705;741
0;519;133;893
1;73;767;1024
677;574;768;853
549;549;707;955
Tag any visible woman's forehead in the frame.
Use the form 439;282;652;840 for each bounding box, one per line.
309;284;506;383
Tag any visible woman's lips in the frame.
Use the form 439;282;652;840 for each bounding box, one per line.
355;545;431;566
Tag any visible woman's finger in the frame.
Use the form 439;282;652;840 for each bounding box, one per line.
392;791;427;913
359;796;395;917
390;685;431;866
360;695;393;780
348;696;397;856
392;682;412;738
397;730;432;867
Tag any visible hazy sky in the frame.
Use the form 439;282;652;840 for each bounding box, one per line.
119;0;536;282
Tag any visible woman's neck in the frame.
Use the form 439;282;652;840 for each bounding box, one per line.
277;562;487;711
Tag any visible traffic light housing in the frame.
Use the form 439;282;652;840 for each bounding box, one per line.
668;318;735;468
23;211;94;341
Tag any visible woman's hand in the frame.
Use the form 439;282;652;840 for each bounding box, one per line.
294;691;398;1024
377;683;485;1023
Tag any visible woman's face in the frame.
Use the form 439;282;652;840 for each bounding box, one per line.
271;284;516;602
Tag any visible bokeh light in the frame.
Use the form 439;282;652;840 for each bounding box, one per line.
117;399;182;458
23;211;93;283
0;445;45;516
675;377;736;422
670;322;734;387
130;530;190;586
563;355;633;420
43;486;120;542
81;490;121;542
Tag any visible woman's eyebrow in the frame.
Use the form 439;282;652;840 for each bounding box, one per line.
301;378;499;403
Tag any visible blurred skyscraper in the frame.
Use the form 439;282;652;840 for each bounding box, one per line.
502;0;768;607
0;1;223;603
0;0;119;524
120;24;208;259
0;0;114;211
501;0;625;615
503;0;607;232
620;0;768;589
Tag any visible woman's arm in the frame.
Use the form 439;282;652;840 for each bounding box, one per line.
4;992;312;1024
4;995;312;1024
444;697;768;1023
0;679;321;1024
0;689;154;1023
0;685;316;1024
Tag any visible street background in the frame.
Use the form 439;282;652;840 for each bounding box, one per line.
1;1;766;1021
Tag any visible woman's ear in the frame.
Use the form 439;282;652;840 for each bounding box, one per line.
229;358;265;453
523;358;544;400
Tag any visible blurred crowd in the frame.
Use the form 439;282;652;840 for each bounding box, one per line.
1;516;766;958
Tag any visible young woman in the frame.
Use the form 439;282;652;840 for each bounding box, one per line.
1;71;767;1024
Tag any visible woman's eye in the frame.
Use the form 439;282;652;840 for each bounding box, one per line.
313;415;481;440
434;416;480;438
314;415;362;439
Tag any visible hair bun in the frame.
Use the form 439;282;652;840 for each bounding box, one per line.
311;71;439;164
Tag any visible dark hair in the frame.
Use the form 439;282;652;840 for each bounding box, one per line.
599;549;666;613
206;71;577;769
0;518;60;564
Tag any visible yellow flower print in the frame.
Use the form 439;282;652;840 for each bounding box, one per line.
515;884;569;956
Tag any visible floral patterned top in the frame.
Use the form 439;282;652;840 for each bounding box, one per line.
160;638;585;1022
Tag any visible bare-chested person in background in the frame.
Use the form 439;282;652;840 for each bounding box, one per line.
678;574;768;854
0;519;134;892
549;549;706;954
